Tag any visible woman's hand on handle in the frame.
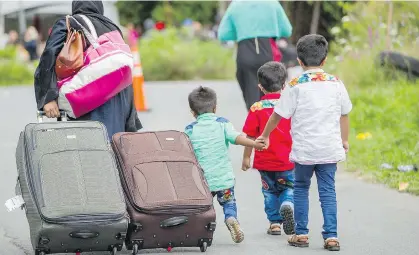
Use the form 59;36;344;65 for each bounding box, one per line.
43;100;60;118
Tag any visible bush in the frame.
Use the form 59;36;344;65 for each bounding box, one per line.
139;28;235;81
151;2;218;26
0;61;34;86
0;46;36;86
0;46;18;60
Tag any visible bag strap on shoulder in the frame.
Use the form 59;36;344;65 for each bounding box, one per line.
77;14;98;40
65;15;71;33
68;15;99;49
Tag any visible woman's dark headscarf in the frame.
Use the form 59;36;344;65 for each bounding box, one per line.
71;0;122;37
72;0;104;15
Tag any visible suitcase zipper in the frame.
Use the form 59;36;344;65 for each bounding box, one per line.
29;122;109;150
112;141;212;215
137;205;213;215
23;139;126;225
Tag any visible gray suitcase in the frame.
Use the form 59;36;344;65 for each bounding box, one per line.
15;112;128;255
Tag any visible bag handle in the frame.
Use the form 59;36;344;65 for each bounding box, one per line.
160;216;189;229
64;16;75;44
65;16;71;33
67;15;99;48
77;14;98;40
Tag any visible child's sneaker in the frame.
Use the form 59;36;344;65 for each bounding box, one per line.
280;203;295;235
267;223;282;235
324;237;340;251
225;217;244;243
288;234;309;248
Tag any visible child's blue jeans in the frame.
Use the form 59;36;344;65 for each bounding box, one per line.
259;170;295;224
294;163;338;239
212;187;237;220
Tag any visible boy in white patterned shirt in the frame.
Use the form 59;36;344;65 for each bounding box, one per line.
256;34;352;251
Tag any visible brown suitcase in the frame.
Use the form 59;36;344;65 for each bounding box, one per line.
112;131;217;254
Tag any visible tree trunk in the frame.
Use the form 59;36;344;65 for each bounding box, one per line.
0;2;4;35
290;1;312;43
218;0;227;21
386;1;393;50
281;1;291;16
18;0;27;37
310;1;321;34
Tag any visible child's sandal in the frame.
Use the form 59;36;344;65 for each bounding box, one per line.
324;238;340;251
288;234;309;248
267;223;281;235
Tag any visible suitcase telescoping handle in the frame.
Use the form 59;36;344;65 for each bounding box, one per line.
160;216;189;229
36;110;67;123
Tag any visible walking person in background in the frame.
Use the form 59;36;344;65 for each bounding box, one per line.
217;0;292;110
34;0;142;138
126;23;140;48
277;38;304;82
23;26;39;61
6;30;19;46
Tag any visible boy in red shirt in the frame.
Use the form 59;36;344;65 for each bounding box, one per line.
242;61;295;236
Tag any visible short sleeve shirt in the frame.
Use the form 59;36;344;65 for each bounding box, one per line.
185;113;241;191
242;94;294;171
275;69;353;164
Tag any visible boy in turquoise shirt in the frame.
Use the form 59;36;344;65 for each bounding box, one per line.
185;86;264;244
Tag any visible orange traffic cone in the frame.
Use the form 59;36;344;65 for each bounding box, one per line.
131;45;149;111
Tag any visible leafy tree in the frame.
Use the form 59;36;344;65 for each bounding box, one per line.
332;1;419;53
117;1;217;28
116;1;158;27
117;0;351;44
282;1;347;44
151;1;218;26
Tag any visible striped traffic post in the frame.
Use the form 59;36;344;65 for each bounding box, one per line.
131;45;149;111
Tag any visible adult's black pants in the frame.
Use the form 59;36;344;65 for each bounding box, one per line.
236;37;280;110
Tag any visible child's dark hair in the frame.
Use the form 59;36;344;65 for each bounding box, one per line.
296;34;328;67
188;86;217;115
257;61;287;92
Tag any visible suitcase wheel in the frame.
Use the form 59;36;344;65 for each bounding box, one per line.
200;242;208;252
132;243;139;255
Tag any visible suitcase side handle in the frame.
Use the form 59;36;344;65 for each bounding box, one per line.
160;216;188;228
69;230;99;239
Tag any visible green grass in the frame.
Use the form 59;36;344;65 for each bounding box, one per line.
333;52;419;195
0;61;34;86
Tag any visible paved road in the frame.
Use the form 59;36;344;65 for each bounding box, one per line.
1;81;419;255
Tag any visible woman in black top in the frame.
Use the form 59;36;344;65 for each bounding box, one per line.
34;0;142;139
